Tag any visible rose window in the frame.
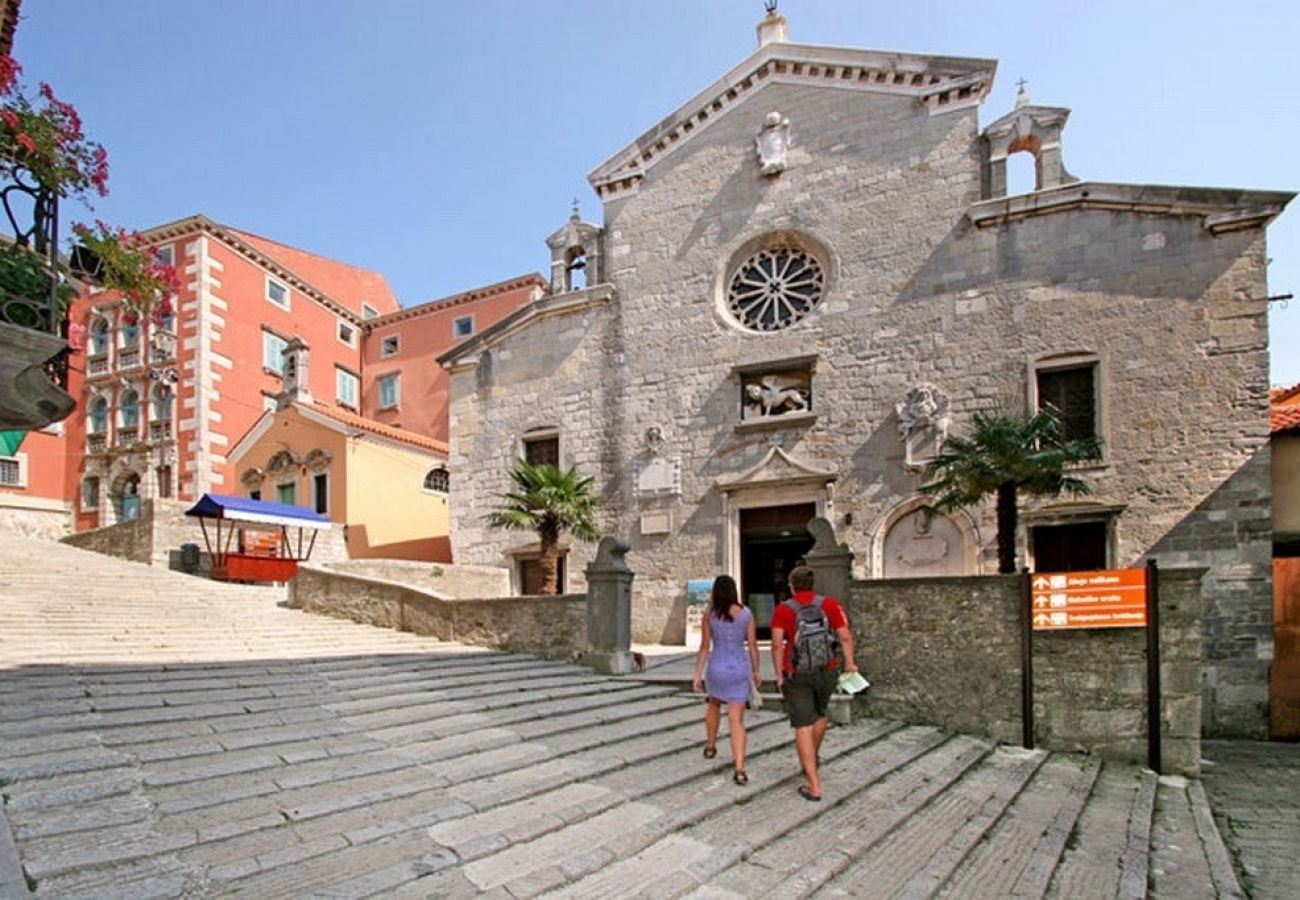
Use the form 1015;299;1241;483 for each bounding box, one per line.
726;247;825;332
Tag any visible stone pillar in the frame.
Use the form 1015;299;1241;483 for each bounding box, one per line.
584;536;635;674
804;517;853;602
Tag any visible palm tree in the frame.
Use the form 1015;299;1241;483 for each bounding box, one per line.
486;459;601;594
920;405;1102;574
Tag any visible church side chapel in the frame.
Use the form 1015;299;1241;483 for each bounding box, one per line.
441;8;1291;737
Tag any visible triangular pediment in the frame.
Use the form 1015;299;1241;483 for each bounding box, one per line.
718;446;837;493
588;41;997;199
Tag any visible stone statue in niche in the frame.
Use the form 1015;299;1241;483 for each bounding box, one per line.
755;111;791;176
896;385;949;467
882;507;966;578
644;424;665;457
742;372;811;420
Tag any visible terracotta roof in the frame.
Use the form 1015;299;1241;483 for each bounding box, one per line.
228;228;398;318
1272;382;1300;434
305;402;448;455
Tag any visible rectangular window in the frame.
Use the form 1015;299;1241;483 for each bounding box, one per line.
0;455;25;487
453;315;474;339
1037;364;1098;443
249;488;262;501
337;321;356;347
276;482;296;505
263;331;288;373
336;367;359;408
313;473;329;516
1031;521;1109;572
155;245;174;267
82;475;100;509
380;335;400;357
362;303;379;320
266;277;290;310
378;373;400;410
523;434;559;467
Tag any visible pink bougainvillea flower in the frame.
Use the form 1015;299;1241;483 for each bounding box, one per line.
0;55;20;95
16;132;38;154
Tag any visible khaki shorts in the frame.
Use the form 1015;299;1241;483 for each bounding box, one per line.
781;670;838;728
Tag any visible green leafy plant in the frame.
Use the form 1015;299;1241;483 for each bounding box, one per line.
486;459;601;595
0;244;75;324
0;57;107;201
920;405;1102;574
70;220;180;317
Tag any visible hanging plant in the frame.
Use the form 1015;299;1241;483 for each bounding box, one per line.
0;57;108;201
70;221;181;316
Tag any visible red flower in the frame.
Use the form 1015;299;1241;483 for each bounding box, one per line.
16;132;37;154
1;108;17;129
0;56;19;95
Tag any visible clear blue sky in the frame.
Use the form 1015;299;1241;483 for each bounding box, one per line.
16;0;1300;386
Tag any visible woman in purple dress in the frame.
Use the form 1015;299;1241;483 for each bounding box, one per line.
691;574;761;784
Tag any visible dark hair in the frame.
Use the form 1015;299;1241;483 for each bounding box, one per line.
710;574;739;621
789;566;815;592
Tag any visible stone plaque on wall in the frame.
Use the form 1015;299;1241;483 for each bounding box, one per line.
882;508;968;578
636;457;681;496
640;510;672;535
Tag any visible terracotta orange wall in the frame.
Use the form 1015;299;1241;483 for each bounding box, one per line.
361;282;539;442
0;429;66;499
205;240;364;495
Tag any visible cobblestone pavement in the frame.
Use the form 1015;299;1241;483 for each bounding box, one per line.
0;535;1279;897
1202;740;1300;899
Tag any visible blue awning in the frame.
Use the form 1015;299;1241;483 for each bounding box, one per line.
184;493;332;530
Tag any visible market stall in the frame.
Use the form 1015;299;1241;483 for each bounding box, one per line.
184;493;331;582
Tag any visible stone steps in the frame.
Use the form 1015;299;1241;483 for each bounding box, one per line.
0;533;1250;898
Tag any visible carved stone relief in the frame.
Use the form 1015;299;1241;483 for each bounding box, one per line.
636;456;681;496
241;467;265;489
304;448;332;473
266;449;300;475
756;111;791;176
882;507;967;578
895;385;949;468
742;371;811;420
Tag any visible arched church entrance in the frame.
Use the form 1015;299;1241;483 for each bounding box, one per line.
111;471;142;523
739;502;815;638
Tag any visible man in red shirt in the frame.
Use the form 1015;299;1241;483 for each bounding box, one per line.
770;565;859;801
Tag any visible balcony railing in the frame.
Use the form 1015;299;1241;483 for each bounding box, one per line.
114;426;140;447
148;420;171;442
0;161;61;341
117;346;141;371
86;433;107;454
87;353;110;377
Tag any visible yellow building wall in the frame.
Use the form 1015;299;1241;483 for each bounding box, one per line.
1276;434;1300;537
231;407;448;561
345;435;450;561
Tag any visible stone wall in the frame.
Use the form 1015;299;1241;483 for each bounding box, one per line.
62;498;350;569
847;567;1203;774
290;564;587;659
0;501;71;541
320;558;511;598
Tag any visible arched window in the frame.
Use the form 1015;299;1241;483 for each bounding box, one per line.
151;384;173;422
89;397;108;434
120;390;140;431
423;466;450;493
90;319;110;355
119;317;140;349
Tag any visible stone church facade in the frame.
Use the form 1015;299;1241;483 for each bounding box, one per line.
442;12;1292;738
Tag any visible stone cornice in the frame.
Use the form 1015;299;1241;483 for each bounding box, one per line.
588;43;996;200
366;274;546;330
438;284;616;371
968;182;1295;233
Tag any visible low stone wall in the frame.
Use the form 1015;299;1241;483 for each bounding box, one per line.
320;558;511;599
290;564;587;659
847;567;1204;774
0;500;72;541
62;498;351;568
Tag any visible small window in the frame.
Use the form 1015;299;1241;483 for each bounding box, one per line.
0;455;24;487
155;246;175;267
378;373;400;410
1036;363;1098;444
89;397;109;434
120;390;141;430
266;277;290;309
263;331;288;373
523;432;559;467
453;315;474;339
276;482;296;505
423;466;450;493
119;320;140;348
380;335;400;357
90;319;110;355
1031;521;1109;572
152;384;173;422
336;367;359;408
249;488;262;501
362;303;379;320
313;473;329;515
337;321;356;347
82;475;100;509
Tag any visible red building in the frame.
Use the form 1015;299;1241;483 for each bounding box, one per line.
0;214;538;538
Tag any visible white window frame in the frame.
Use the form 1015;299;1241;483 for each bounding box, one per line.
155;245;175;267
452;314;475;339
0;453;27;488
81;475;100;509
275;480;297;506
378;373;400;410
119;389;141;430
336;366;359;408
380;334;400;358
263;330;288;374
362;303;379;320
337;320;357;347
266;275;290;310
1028;351;1106;461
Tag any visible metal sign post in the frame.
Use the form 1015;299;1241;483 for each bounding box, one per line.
1145;559;1162;774
1021;570;1034;750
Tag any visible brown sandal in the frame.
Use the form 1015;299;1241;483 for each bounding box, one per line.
703;745;717;759
733;770;749;785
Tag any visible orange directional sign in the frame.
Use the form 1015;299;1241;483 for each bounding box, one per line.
1030;568;1148;631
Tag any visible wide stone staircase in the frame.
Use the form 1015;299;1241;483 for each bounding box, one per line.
0;535;1250;897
